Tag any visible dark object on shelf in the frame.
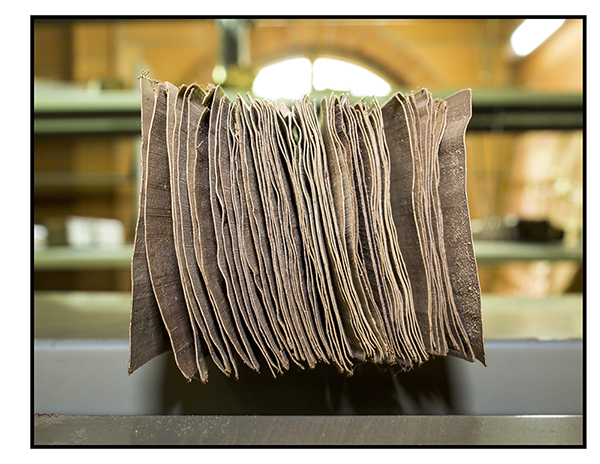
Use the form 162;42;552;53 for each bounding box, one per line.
517;219;564;242
472;215;564;243
129;74;485;382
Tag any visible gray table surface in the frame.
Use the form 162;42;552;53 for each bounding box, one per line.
33;414;583;446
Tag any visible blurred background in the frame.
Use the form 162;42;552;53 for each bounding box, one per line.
33;18;584;419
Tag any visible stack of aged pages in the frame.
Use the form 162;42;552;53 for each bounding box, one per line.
128;74;486;382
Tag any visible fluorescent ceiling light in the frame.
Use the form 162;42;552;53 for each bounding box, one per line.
252;58;312;99
511;19;565;56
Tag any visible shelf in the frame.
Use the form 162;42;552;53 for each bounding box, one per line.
34;245;133;270
33;291;583;341
33;86;583;135
34;116;142;135
33;86;141;135
464;90;583;131
34;291;131;340
34;87;141;114
480;293;582;340
33;240;583;271
33;414;583;446
473;240;583;264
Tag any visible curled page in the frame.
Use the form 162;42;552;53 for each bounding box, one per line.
128;74;170;375
142;81;198;381
437;90;486;365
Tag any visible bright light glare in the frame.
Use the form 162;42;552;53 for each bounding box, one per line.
252;58;312;99
313;58;391;97
511;19;565;56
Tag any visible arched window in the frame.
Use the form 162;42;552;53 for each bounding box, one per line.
252;57;392;100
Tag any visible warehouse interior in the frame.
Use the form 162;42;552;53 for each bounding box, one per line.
33;18;584;445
